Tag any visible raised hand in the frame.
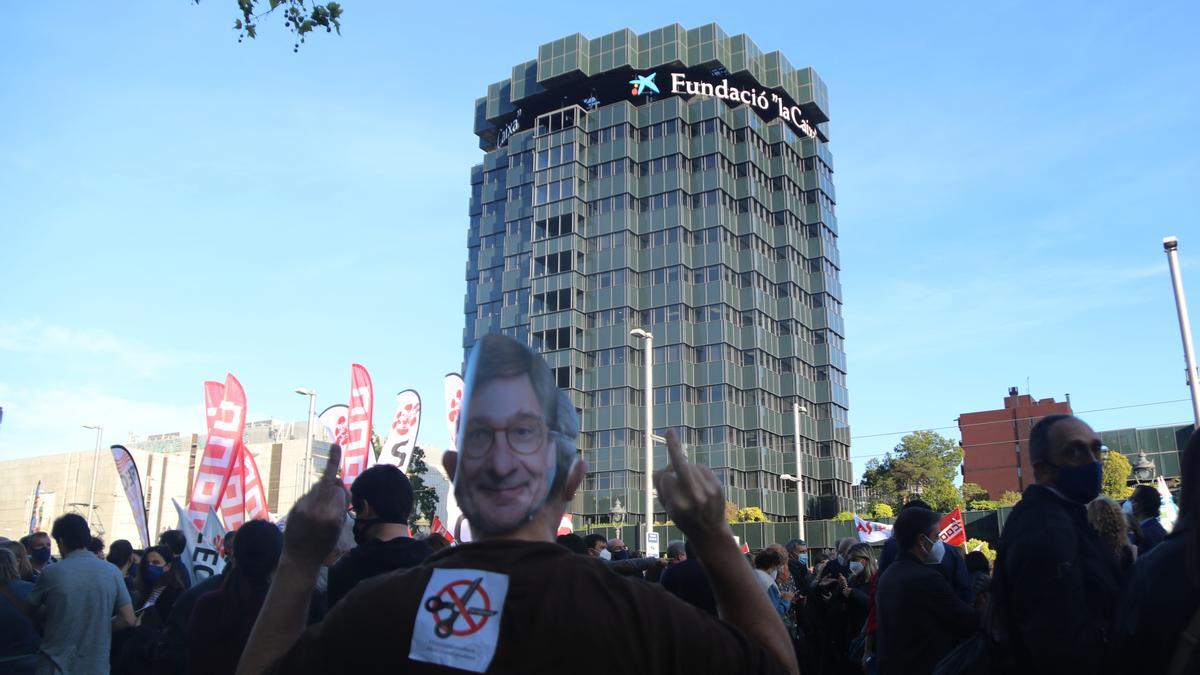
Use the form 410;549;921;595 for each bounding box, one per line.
281;443;347;571
653;429;729;545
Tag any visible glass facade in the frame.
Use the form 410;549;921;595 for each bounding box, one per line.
1098;423;1191;482
463;23;852;525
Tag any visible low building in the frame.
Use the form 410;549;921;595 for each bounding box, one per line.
958;388;1073;499
1098;423;1191;487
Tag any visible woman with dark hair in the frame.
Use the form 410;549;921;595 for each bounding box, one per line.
1113;427;1200;674
1;541;33;584
0;547;39;674
186;519;284;675
113;545;185;673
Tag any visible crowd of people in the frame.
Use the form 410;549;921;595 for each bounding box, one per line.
0;334;1197;674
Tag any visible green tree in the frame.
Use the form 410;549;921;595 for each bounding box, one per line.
406;446;439;526
965;538;996;563
735;507;768;523
869;503;894;519
961;482;989;503
999;491;1022;507
195;0;344;50
861;431;964;508
1103;452;1134;500
922;478;965;513
833;511;855;521
969;500;1000;511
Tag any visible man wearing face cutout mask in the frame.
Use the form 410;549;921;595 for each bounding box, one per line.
238;334;798;675
993;414;1120;674
325;464;433;609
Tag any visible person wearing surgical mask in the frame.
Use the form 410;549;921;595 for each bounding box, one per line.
752;547;791;620
874;507;976;675
22;532;52;582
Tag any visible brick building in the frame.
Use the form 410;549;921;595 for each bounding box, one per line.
958;388;1073;498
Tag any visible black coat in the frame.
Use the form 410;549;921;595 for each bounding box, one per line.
875;553;977;675
1137;517;1168;556
1111;517;1199;675
878;534;974;604
659;558;717;616
996;484;1120;674
326;536;433;609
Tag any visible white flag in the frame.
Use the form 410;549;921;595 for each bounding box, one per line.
379;389;422;473
173;499;227;584
1155;475;1179;533
853;515;893;543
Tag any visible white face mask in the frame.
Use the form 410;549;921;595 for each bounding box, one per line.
848;560;865;577
598;548;612;561
922;536;946;565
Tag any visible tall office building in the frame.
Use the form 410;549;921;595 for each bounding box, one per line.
463;24;852;527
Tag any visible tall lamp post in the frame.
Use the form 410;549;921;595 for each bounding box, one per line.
792;400;808;539
630;328;654;555
295;388;317;486
1163;237;1200;427
82;425;103;527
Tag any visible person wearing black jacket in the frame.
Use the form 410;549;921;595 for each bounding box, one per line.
995;414;1120;675
326;464;432;608
875;507;976;675
1111;428;1200;675
1130;484;1169;555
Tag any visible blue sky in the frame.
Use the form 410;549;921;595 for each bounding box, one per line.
1;1;1197;482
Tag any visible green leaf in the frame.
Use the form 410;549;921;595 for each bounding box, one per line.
269;0;282;8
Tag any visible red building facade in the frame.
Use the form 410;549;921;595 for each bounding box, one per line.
958;388;1073;499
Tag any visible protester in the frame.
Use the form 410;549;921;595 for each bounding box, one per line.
2;540;34;584
583;533;609;559
555;532;587;555
1129;484;1168;555
993;414;1119;674
187;520;284;675
877;500;972;600
660;539;718;616
107;539;134;574
828;542;874;673
0;547;39;674
158;530;192;588
962;550;991;610
87;536;105;559
1087;496;1137;572
1112;427;1200;674
26;513;136;673
22;532;52;582
585;532;661;577
237;334;799;674
326;463;433;609
874;507;976;675
783;538;812;590
133;545;185;623
608;537;630;560
753;547;792;619
159;530;238;674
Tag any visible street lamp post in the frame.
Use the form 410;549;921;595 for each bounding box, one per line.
610;498;626;542
1163;237;1200;427
82;425;103;528
792;400;808;540
630;328;654;555
295;388;317;487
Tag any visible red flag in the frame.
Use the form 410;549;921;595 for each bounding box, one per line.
556;514;573;537
740;542;751;554
938;507;967;547
189;374;247;531
341;364;374;488
220;442;269;529
431;515;456;545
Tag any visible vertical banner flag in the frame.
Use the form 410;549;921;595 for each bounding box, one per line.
173;500;227;582
443;372;469;543
341;364;374;488
443;373;464;451
1155;475;1179;533
379;389;422;473
854;515;894;543
27;481;41;535
188;374;247;531
111;445;151;548
207;379;270;530
937;507;967;547
318;404;351;446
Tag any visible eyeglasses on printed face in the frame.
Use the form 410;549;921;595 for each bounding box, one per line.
461;416;550;458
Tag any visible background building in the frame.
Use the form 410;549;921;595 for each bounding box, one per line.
463;23;852;527
1098;423;1190;486
958;387;1074;498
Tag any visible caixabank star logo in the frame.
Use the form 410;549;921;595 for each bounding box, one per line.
629;72;659;96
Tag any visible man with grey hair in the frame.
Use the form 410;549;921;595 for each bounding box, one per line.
238;334;798;675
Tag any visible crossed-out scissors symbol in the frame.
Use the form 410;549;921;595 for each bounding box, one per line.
424;577;498;639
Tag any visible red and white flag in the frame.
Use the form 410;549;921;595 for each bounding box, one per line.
341;364;374;488
937;507;967;547
557;514;574;536
188;374;247;531
379;389;421;473
317;404;351;446
431;515;456;545
854;515;894;543
205;379;269;529
443;373;464;451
